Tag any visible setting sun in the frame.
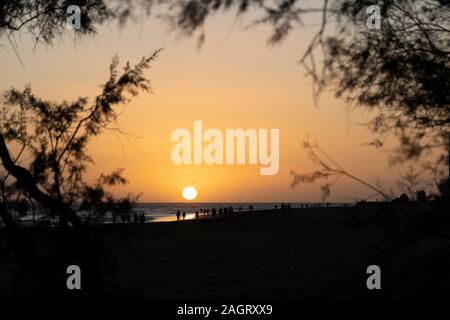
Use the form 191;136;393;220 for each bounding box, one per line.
182;186;198;201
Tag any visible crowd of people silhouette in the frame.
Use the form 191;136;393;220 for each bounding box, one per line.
108;203;335;223
105;203;335;224
174;203;303;221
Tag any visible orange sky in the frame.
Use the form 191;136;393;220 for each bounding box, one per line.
0;12;403;202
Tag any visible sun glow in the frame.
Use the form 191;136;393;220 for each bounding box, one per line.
182;186;198;201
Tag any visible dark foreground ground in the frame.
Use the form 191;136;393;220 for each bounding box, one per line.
1;206;450;300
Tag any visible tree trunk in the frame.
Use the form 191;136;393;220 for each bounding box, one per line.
0;133;101;295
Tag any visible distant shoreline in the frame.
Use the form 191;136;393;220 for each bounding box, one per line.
7;202;355;227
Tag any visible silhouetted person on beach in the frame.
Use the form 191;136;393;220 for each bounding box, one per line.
416;190;428;203
394;193;410;203
176;210;181;220
195;211;199;218
182;211;186;219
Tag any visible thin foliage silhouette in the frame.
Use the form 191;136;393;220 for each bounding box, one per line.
0;49;161;294
290;137;391;201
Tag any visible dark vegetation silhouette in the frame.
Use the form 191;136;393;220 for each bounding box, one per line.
0;47;161;295
287;0;450;202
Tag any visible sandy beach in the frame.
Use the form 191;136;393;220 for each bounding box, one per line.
2;205;448;300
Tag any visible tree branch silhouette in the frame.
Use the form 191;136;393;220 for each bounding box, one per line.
0;51;161;293
291;138;391;201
